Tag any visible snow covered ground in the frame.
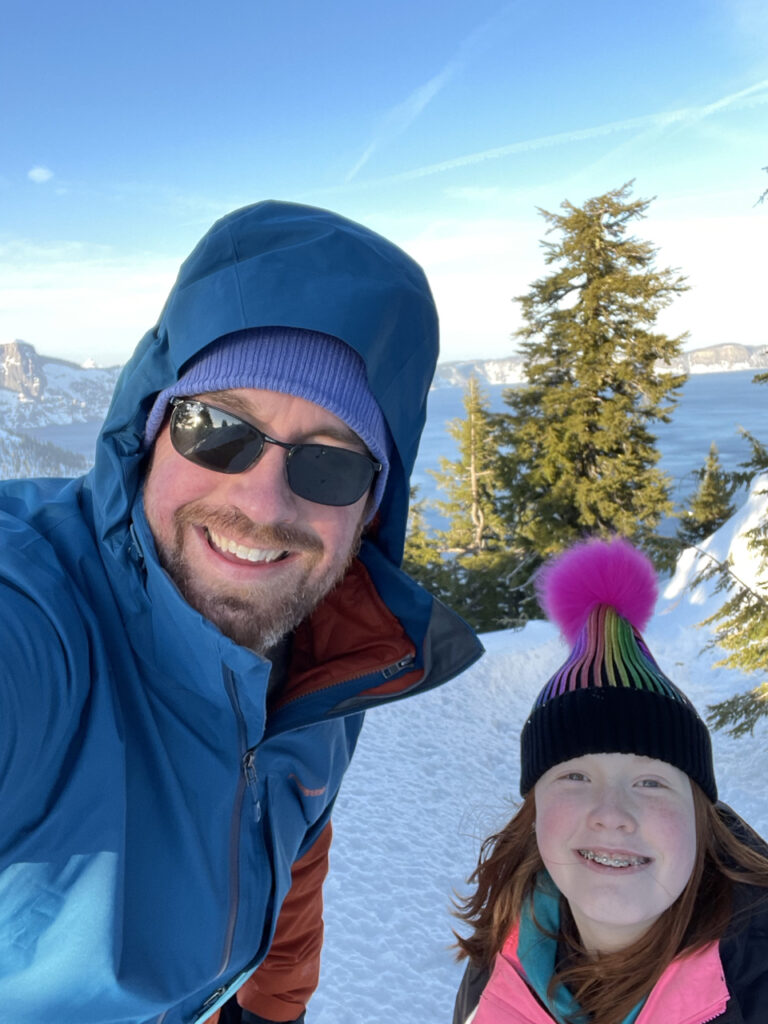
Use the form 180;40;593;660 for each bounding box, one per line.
311;476;768;1024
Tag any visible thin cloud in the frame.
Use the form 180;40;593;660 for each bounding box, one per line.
346;2;521;182
0;239;178;364
346;78;768;189
28;166;54;184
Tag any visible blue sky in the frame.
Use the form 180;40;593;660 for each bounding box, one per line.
2;0;766;365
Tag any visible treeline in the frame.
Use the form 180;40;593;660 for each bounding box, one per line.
403;182;767;738
0;432;88;479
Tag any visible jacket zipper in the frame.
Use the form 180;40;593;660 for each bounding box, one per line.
382;654;416;679
180;671;261;1024
218;670;261;973
180;653;418;1021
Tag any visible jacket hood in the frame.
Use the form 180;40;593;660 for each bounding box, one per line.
92;200;439;565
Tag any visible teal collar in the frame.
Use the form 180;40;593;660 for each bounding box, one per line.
517;874;644;1024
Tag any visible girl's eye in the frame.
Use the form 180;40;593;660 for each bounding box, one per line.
637;778;665;788
563;771;588;782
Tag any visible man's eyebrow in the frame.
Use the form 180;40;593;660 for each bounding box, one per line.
201;390;253;416
199;389;370;452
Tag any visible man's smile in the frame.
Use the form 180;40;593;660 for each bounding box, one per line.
205;526;290;564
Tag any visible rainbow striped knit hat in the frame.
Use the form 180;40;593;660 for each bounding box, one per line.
519;538;716;801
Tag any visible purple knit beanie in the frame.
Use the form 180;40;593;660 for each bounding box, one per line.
144;327;391;518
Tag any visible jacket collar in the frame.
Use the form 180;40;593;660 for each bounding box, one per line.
504;874;729;1024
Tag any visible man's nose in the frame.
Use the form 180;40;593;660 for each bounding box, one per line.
218;444;300;522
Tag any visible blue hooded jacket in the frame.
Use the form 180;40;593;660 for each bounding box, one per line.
0;201;483;1023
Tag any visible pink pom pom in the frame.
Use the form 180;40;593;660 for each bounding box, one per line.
536;538;658;644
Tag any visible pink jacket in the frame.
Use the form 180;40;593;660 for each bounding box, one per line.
471;923;730;1024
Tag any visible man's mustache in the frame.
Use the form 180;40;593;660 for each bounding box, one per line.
175;502;324;554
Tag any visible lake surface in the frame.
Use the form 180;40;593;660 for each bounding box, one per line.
413;370;767;520
25;420;107;457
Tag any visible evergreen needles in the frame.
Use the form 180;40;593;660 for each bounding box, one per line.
495;181;688;559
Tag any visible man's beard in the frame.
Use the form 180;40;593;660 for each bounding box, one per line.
155;502;363;654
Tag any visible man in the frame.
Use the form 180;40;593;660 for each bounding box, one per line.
0;200;483;1023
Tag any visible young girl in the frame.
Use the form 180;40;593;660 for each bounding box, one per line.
454;538;768;1024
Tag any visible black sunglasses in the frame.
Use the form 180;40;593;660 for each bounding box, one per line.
169;398;381;507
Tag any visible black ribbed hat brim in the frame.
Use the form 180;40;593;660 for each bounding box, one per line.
520;686;717;801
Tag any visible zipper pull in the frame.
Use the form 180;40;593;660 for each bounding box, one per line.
242;749;257;785
381;654;415;680
242;750;262;822
198;984;228;1015
128;520;146;567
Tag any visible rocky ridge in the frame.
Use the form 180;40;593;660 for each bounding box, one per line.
433;342;768;388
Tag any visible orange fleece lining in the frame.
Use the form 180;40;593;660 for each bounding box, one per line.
277;559;418;707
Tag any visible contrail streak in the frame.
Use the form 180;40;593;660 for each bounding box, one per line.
345;62;460;182
345;2;522;182
347;78;768;189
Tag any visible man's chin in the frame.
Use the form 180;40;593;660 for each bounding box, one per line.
178;582;319;653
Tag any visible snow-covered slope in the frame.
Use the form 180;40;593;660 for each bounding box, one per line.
311;477;768;1024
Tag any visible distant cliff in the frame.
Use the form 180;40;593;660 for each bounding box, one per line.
0;340;121;429
5;339;764;408
0;340;47;397
670;343;768;374
432;343;768;388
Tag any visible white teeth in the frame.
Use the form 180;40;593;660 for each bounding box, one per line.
578;850;650;868
207;529;286;563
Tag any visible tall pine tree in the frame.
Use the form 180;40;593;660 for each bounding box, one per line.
401;486;457;606
496;182;688;559
677;441;737;546
403;383;539;633
431;377;539;630
432;377;505;553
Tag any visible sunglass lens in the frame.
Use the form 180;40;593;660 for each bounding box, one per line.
170;400;377;503
171;402;264;473
287;446;375;506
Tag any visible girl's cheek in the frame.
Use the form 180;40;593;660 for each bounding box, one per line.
535;801;573;850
